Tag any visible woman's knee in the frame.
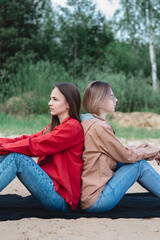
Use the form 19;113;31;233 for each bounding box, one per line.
0;153;18;165
7;152;23;159
138;159;153;171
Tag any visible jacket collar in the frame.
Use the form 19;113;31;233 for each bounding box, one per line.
92;114;106;121
80;113;105;122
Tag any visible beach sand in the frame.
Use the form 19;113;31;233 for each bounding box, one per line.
0;136;160;240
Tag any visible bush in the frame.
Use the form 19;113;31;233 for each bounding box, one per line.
1;61;73;114
77;69;160;113
108;73;160;113
1;63;160;114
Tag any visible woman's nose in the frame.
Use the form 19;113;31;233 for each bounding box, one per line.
48;100;52;105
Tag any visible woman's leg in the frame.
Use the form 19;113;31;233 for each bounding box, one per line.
0;153;70;212
0;155;7;163
86;159;160;213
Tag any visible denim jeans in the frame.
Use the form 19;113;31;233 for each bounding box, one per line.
0;153;70;212
86;160;160;213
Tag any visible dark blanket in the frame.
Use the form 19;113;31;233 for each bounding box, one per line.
0;193;160;221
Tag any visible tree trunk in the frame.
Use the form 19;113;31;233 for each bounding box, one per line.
74;23;78;74
148;0;158;91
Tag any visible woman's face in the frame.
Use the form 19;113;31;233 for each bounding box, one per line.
100;89;118;114
48;87;69;121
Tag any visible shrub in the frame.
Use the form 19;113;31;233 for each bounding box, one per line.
1;63;160;114
77;69;160;113
1;61;73;114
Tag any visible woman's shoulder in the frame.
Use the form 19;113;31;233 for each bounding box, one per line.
81;117;113;135
68;117;81;125
66;118;84;137
64;117;83;131
52;118;83;137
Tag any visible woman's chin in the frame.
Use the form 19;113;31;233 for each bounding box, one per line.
50;112;56;116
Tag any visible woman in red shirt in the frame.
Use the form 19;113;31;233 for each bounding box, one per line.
0;83;84;212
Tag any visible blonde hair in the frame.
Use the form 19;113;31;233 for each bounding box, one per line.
83;81;111;115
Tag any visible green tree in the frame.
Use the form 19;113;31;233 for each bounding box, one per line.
0;0;58;101
0;0;52;72
56;0;114;74
32;0;58;62
105;40;151;78
113;0;160;90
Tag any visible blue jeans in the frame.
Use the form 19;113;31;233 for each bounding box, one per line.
0;153;70;212
86;160;160;213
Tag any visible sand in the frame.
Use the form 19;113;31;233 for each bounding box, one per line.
0;135;160;240
109;112;160;129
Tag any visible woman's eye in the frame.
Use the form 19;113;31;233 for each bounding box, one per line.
52;97;58;101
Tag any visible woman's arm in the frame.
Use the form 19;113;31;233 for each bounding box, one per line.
0;122;83;157
0;132;42;145
97;125;160;163
0;125;50;145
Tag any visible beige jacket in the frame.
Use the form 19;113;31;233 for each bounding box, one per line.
80;114;160;210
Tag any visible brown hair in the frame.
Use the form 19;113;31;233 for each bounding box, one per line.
44;82;81;134
83;81;111;115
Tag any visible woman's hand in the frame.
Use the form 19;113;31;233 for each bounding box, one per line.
155;157;160;166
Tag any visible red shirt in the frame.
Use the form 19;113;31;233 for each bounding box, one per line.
0;117;84;210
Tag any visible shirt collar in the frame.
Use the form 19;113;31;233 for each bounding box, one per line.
61;116;71;124
92;114;106;121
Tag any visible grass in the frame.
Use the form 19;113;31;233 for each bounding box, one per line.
0;113;50;136
0;113;160;139
109;121;160;140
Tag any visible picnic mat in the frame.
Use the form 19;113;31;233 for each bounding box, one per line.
0;193;160;221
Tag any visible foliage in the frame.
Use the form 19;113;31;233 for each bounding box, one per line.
114;0;160;40
0;61;72;114
77;69;160;113
1;61;160;115
1;0;160;110
0;0;45;70
113;0;160;89
0;0;57;98
108;73;160;112
56;0;114;74
105;40;151;77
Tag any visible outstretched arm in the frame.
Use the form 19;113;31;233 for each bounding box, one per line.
0;123;83;157
0;126;49;145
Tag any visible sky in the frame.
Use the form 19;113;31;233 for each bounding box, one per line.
51;0;120;19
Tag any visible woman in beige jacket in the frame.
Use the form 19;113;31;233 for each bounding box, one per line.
80;81;160;212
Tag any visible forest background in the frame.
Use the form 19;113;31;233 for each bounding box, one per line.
0;0;160;134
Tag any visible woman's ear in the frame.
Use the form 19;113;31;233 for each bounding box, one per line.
66;102;69;109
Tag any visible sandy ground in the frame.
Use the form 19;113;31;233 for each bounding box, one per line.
0;135;160;240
